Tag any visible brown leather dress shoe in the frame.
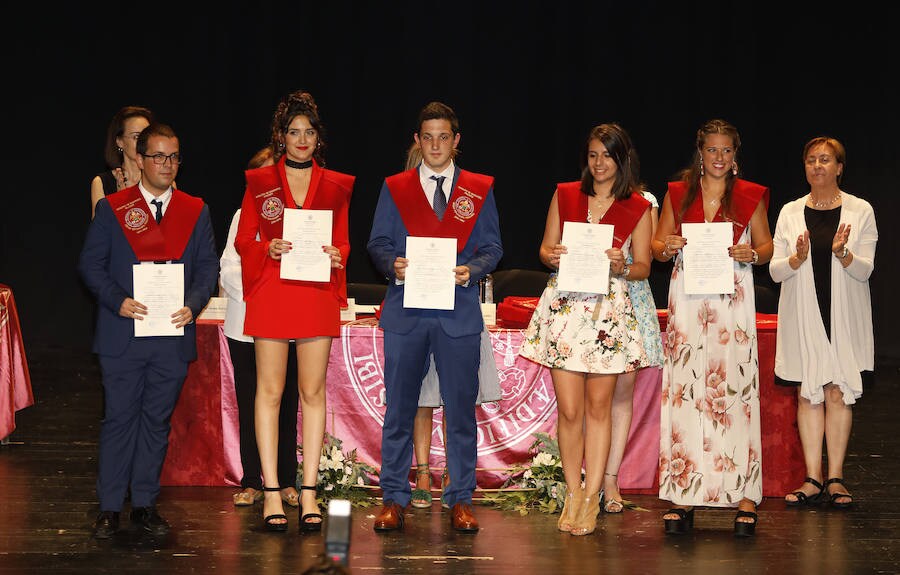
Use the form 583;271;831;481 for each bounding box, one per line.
450;503;479;533
374;501;405;532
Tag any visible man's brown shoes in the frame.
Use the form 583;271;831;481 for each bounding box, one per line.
373;501;405;532
450;502;479;533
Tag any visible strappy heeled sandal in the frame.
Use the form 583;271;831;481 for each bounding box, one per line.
281;487;299;508
298;485;323;533
825;478;854;509
410;464;433;509
233;487;264;507
602;474;624;513
261;486;288;532
785;477;825;507
557;485;583;532
663;507;694;535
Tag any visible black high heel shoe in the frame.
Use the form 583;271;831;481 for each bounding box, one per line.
733;509;758;537
663;507;694;535
261;486;288;532
299;485;323;533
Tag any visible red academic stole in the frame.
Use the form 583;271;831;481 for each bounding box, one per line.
668;179;769;243
386;168;493;251
108;186;203;261
556;182;649;248
245;157;326;242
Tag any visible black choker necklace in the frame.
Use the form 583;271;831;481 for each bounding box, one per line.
285;158;313;169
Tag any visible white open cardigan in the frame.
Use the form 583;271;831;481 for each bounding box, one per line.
769;191;877;405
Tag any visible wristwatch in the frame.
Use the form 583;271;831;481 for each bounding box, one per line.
622;265;631;279
751;249;759;265
837;246;849;259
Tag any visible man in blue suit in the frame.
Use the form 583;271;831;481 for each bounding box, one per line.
79;123;219;539
368;102;502;533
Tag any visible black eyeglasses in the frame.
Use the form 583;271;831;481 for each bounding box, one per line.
142;152;182;165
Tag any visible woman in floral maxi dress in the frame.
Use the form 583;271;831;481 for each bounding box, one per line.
520;124;653;536
652;119;772;537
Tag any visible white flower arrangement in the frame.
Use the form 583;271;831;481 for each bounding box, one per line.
479;432;568;515
300;432;378;508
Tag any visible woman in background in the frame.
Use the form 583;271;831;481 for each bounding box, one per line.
602;185;664;513
90;106;153;218
220;145;300;511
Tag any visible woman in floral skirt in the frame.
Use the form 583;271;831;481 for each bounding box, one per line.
520;123;653;536
653;119;772;537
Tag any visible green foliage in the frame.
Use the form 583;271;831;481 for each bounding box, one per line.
478;432;568;516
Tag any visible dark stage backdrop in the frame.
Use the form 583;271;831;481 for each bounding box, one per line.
3;3;898;365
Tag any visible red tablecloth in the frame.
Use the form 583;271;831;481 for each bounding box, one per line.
0;284;34;440
162;312;803;497
623;311;805;497
159;318;228;485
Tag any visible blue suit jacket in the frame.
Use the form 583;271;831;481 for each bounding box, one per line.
79;196;219;361
367;167;503;337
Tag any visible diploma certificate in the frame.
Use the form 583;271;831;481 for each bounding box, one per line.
133;263;184;337
682;222;734;294
557;222;613;294
403;236;457;310
280;208;332;282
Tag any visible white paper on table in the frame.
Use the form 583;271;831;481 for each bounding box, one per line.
481;302;497;327
682;222;734;294
557;222;613;294
280;208;332;282
403;236;457;310
197;296;227;321
340;298;356;322
133;263;184;337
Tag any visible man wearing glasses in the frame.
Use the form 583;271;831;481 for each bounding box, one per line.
79;123;219;539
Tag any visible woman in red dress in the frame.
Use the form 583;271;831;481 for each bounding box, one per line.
236;90;354;532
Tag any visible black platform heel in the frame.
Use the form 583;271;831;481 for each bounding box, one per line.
733;510;758;537
261;486;288;532
663;507;694;535
299;485;323;533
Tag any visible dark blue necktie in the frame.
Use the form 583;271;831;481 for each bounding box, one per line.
151;199;163;224
430;175;447;219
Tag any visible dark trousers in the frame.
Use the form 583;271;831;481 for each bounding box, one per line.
97;338;188;511
381;320;480;508
227;338;299;490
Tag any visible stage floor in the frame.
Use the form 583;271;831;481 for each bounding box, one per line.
1;343;899;574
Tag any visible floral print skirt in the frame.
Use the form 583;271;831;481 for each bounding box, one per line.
519;274;650;374
658;249;762;507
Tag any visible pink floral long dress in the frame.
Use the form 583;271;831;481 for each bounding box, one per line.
658;225;762;507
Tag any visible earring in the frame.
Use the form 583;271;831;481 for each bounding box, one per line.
278;142;285;149
699;160;704;176
732;161;738;176
117;146;123;153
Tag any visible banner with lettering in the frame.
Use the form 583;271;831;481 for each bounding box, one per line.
317;319;660;490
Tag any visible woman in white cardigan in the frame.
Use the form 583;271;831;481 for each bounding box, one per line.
770;136;877;510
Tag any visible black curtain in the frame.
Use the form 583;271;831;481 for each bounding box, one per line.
3;3;897;365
